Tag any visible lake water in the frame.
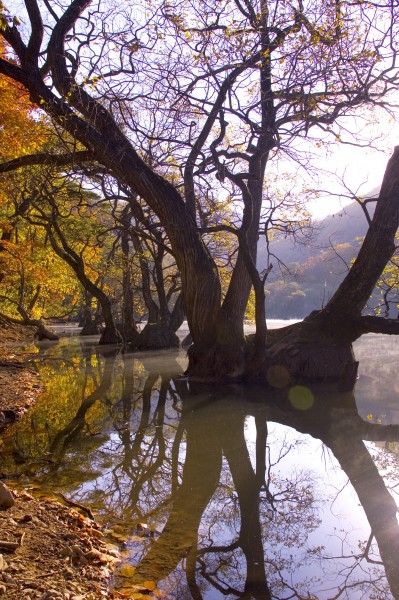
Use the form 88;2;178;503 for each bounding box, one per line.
1;322;399;599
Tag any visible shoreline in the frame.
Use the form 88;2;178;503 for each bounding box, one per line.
0;325;121;599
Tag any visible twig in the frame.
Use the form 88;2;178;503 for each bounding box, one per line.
55;493;95;521
35;571;57;579
0;540;20;551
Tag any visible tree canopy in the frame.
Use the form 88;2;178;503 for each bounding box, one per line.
1;0;399;385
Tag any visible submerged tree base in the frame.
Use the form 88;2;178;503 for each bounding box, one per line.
80;322;103;336
98;326;122;345
131;322;180;350
186;317;359;392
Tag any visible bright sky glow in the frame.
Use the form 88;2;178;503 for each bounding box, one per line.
308;113;399;219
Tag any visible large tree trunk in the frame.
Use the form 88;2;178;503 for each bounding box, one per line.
172;144;399;385
118;169;222;348
262;147;399;387
79;293;103;335
187;21;275;376
316;146;399;339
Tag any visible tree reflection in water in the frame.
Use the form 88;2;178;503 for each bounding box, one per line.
2;341;399;599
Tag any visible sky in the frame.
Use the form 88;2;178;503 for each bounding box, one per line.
308;116;399;220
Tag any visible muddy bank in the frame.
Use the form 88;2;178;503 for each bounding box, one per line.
0;487;120;599
0;324;40;421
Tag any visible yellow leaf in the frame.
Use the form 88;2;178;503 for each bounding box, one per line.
143;580;156;590
119;564;136;577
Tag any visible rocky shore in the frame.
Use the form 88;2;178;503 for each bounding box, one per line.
0;325;121;599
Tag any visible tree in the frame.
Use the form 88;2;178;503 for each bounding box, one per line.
107;190;185;348
372;237;399;318
0;216;78;339
0;36;47;281
0;38;46;164
1;0;399;385
18;173;125;343
0;171;84;339
0;38;80;337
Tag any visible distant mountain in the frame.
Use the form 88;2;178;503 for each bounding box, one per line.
259;195;380;319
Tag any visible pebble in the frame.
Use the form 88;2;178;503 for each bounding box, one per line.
0;481;15;508
63;567;74;580
0;554;7;572
69;545;89;565
18;513;33;523
0;586;5;595
48;589;64;598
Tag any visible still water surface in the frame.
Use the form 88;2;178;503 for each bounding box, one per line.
1;323;399;599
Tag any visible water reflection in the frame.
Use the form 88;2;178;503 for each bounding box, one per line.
1;338;399;599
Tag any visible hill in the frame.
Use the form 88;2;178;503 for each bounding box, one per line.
259;196;380;319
